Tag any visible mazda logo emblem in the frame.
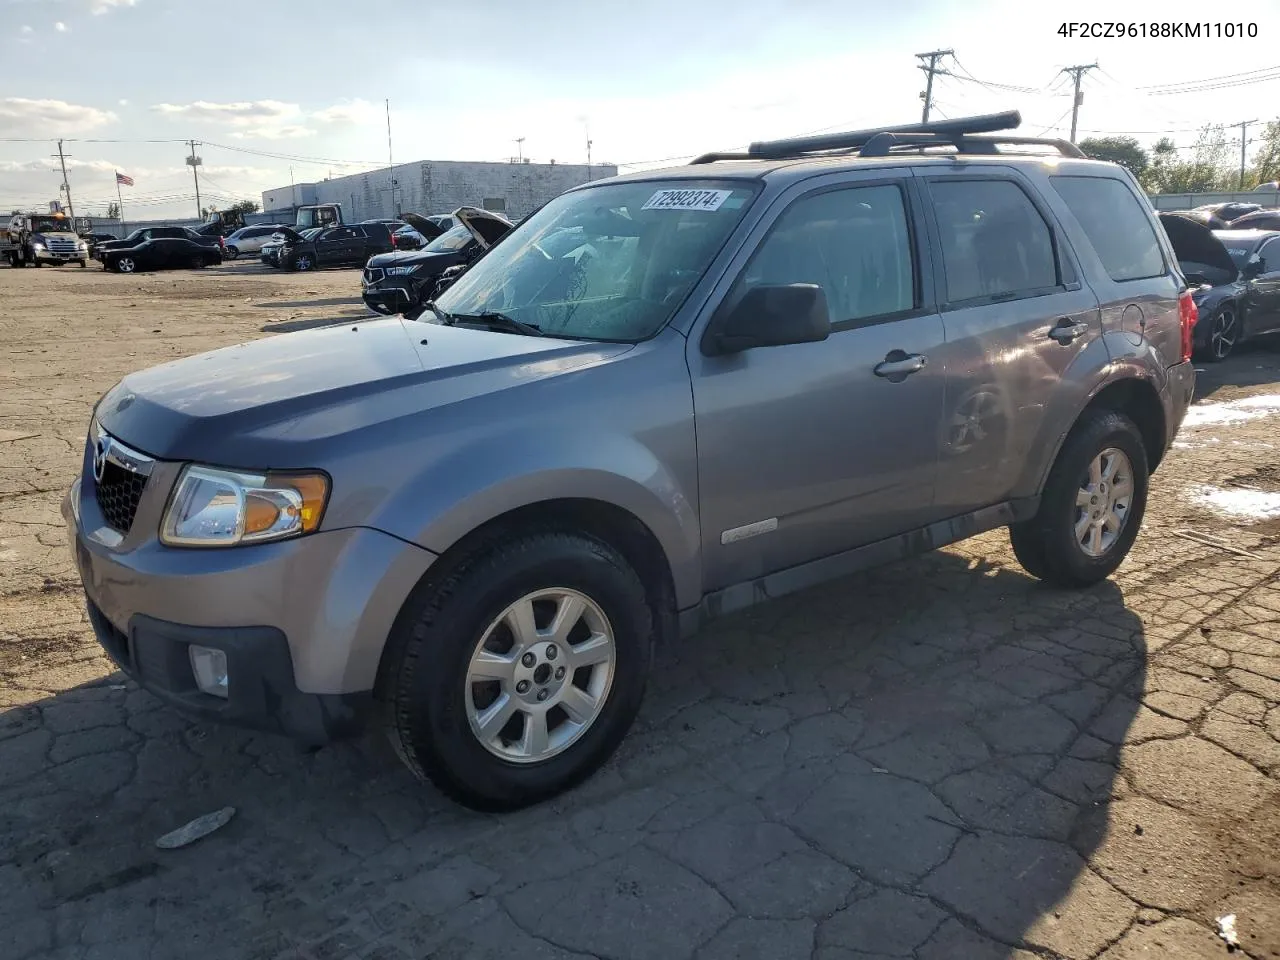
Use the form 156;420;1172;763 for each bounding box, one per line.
92;435;111;483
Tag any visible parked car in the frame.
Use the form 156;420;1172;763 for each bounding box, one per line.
362;208;512;315
99;235;224;273
1191;201;1263;225
1160;213;1280;361
79;232;120;259
1224;209;1280;232
65;111;1196;811
223;224;288;260
279;222;395;271
392;214;460;251
260;227;314;267
95;226;224;261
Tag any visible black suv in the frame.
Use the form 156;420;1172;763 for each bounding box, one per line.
280;223;395;271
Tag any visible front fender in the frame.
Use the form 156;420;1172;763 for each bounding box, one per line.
372;429;702;610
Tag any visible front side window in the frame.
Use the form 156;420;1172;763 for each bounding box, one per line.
435;179;758;341
730;183;915;325
1258;238;1280;274
1051;176;1165;282
931;179;1058;303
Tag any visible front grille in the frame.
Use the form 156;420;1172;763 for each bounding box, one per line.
47;238;79;254
95;460;148;534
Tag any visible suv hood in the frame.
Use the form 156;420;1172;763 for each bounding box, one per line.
95;318;631;464
1159;213;1238;277
455;205;513;249
398;213;446;242
365;248;460;270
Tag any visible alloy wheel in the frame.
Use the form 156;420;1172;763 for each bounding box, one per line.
116;257;135;273
1211;309;1237;360
464;588;616;764
1075;447;1134;558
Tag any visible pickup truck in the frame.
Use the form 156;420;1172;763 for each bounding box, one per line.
94;226;225;261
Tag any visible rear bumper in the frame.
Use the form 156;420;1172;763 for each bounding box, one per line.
1164;360;1196;446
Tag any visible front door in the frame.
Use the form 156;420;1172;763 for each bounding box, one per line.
689;175;948;592
315;227;357;264
1246;236;1280;335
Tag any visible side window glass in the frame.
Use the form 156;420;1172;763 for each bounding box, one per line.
1050;176;1165;282
1259;239;1280;273
932;179;1058;303
734;183;915;325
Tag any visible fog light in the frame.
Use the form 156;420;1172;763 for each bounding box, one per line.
188;645;229;698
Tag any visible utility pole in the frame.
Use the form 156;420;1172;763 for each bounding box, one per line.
514;137;525;163
385;99;396;217
585;123;593;181
1060;63;1098;143
1232;119;1256;190
915;49;953;123
185;140;202;218
53;139;76;223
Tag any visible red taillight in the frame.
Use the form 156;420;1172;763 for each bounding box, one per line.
1178;290;1198;363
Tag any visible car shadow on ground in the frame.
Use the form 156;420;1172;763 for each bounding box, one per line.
255;297;365;310
0;545;1144;959
260;314;380;334
1194;339;1280;400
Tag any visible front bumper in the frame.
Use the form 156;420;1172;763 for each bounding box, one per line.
34;249;87;264
63;471;436;743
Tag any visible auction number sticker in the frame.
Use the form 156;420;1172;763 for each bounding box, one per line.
642;188;733;212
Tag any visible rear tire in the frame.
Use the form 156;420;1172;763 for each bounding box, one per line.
225;246;239;260
381;531;653;811
1009;409;1149;587
1197;305;1239;363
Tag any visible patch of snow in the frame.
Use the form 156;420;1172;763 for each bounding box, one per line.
1190;485;1280;521
1181;393;1280;428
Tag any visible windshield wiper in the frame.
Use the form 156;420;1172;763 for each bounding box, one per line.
449;311;544;337
423;300;454;325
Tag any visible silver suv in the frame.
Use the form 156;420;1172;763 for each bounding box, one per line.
64;112;1197;810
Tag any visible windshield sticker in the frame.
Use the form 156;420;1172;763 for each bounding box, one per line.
642;189;733;212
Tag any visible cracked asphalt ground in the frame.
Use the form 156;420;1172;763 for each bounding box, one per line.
2;264;1279;960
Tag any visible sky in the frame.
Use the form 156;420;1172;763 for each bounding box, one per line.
2;0;1279;220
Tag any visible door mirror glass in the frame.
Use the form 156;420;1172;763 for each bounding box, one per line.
704;283;831;356
1243;255;1264;279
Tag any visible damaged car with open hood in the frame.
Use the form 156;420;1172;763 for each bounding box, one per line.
1159;212;1280;361
361;207;514;317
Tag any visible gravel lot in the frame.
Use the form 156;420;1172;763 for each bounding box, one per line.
1;263;1278;960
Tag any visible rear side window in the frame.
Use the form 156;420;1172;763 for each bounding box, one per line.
1051;176;1164;282
931;179;1058;303
739;183;916;324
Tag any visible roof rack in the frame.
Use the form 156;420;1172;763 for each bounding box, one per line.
688;111;1086;164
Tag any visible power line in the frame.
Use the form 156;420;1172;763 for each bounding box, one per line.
916;48;954;123
1139;64;1280;92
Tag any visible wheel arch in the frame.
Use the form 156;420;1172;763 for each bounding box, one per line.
372;496;680;699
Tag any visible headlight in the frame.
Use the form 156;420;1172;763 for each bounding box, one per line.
385;264;421;276
32;242;45;251
78;241;88;250
160;465;329;547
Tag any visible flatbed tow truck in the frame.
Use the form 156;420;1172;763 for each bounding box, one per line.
1;211;89;267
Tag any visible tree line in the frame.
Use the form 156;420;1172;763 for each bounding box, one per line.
1079;122;1280;195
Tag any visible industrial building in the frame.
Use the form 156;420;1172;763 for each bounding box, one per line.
261;158;617;223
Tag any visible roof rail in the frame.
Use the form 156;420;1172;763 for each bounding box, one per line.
688;111;1086;164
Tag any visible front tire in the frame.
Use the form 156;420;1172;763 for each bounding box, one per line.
225;246;239;260
1010;409;1149;588
292;253;314;272
114;257;136;274
381;531;653;811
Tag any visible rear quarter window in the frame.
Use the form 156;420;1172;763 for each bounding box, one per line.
1050;176;1166;282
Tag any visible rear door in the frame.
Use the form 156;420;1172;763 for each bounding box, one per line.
1246;236;1280;335
919;170;1102;517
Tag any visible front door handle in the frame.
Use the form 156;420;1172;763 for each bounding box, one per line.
1049;318;1090;345
874;350;927;381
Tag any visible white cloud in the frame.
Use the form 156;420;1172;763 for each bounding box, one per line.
117;99;128;107
20;25;33;34
0;98;117;136
55;21;67;32
230;125;314;140
313;99;381;126
150;100;312;139
90;0;138;14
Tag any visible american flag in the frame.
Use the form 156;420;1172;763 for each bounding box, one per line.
115;171;134;187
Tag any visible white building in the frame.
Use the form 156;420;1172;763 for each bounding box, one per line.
262;159;616;223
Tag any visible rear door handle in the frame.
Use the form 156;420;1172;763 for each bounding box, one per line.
874;350;927;380
1049;318;1090;345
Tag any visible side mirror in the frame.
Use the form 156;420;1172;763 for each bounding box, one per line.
1243;257;1264;279
703;283;831;357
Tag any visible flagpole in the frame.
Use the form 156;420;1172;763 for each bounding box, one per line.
115;173;126;235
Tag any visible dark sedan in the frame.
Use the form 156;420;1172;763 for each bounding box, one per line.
361;208;512;316
100;236;223;274
1159;213;1280;361
1226;210;1280;232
